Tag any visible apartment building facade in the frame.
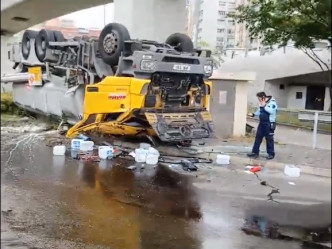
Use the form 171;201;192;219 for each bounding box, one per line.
192;0;237;50
191;0;262;51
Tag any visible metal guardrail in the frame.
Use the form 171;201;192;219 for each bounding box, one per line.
248;107;331;133
248;106;331;149
298;110;331;124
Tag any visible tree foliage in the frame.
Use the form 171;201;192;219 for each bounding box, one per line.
230;0;331;49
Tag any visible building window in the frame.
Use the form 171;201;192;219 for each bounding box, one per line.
219;1;226;6
218;11;226;16
217;28;225;33
199;10;203;16
228;29;234;34
296;92;303;99
279;84;285;90
218;19;225;25
217;37;224;42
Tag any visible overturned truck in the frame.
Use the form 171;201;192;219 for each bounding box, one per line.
3;23;214;143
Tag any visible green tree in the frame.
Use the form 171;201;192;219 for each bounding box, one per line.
231;0;331;110
230;0;331;71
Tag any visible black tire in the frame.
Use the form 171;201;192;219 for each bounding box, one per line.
52;31;65;51
98;23;130;66
53;31;65;42
165;33;194;53
35;29;55;62
21;30;38;60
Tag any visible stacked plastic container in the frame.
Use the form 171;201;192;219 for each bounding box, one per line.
135;143;160;165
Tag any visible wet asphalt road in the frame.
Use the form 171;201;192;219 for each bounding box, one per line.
1;125;331;249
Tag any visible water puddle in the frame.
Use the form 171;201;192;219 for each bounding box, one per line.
1;130;331;249
242;204;331;249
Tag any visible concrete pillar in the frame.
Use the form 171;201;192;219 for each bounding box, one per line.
113;0;186;42
324;86;331;111
209;72;255;138
1;35;15;92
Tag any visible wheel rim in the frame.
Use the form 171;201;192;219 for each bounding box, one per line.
103;32;118;54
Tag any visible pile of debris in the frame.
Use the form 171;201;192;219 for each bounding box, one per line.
52;134;216;172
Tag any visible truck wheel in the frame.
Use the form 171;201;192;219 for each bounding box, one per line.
98;23;130;65
35;29;55;62
53;31;65;50
53;31;65;42
21;30;38;60
165;33;194;53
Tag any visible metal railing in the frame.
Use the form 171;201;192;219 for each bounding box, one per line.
248;107;331;134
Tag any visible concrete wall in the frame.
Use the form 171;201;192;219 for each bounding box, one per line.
233;81;247;136
265;80;288;108
324;86;331;111
217;47;331;107
287;86;307;109
113;0;186;42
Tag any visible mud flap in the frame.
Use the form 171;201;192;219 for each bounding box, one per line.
145;111;214;142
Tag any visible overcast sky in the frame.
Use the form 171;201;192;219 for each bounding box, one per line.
60;3;114;29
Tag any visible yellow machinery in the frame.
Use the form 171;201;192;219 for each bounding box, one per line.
67;76;213;143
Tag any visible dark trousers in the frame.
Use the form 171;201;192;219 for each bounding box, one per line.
252;122;275;156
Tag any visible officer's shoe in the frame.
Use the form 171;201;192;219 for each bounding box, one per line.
266;155;274;160
247;153;259;158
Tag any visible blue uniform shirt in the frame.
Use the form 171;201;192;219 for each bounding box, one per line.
253;97;278;123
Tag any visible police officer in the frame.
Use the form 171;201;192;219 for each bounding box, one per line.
247;92;278;160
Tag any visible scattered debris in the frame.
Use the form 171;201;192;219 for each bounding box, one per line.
181;160;198;172
98;146;113;160
80;154;100;162
284;164;301;177
53;145;66;156
216;154;231;165
127;165;137;171
250;166;262;173
251;171;280;203
71;138;84;150
1;209;13;214
242;215;331;248
77;134;91;141
79;140;94;151
129;151;136;157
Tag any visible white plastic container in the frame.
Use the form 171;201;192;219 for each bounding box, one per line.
71;139;84;150
146;154;159;165
135;148;148;163
148;147;160;156
216;154;230;165
53;145;66;156
284;164;300;177
140;143;151;150
79;141;94;151
145;147;160;165
98;146;113;160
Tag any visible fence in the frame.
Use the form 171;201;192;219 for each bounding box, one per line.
247;107;331;134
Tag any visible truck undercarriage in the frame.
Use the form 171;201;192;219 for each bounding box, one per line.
3;23;214;143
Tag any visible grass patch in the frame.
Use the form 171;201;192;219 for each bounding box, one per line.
1;92;25;115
